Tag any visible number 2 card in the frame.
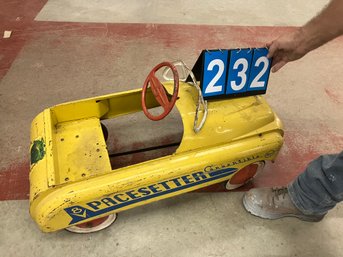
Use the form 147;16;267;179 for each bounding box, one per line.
247;48;272;92
202;50;229;98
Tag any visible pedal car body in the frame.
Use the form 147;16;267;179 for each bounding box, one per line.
29;80;283;232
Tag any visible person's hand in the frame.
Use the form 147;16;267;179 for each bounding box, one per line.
267;29;308;72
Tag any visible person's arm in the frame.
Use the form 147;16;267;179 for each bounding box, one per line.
267;0;343;72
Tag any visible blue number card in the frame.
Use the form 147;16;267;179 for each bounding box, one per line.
202;50;228;98
247;48;272;92
226;49;253;95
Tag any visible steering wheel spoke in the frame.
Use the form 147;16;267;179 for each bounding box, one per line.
149;75;170;108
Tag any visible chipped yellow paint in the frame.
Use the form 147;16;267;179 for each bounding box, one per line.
53;117;112;186
29;82;284;232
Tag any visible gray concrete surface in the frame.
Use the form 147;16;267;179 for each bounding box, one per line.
1;192;343;257
35;0;330;26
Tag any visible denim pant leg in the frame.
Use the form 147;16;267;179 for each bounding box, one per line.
288;151;343;216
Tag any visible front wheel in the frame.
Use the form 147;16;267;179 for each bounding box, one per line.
65;214;117;233
225;161;265;190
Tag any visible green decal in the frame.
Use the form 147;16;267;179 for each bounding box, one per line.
30;139;46;165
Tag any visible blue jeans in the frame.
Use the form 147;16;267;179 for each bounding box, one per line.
288;151;343;216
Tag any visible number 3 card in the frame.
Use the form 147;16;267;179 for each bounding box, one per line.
226;49;253;95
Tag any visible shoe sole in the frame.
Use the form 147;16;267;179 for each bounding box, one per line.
242;195;324;222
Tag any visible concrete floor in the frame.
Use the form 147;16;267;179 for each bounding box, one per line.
2;192;343;257
1;0;343;256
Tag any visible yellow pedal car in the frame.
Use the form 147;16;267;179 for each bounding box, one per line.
29;61;283;233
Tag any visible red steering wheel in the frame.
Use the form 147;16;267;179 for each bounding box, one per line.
141;62;179;121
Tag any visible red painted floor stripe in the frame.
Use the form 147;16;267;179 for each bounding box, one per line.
0;21;294;81
0;161;29;200
2;19;343;81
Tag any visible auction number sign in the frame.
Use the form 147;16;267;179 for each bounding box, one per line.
189;48;272;99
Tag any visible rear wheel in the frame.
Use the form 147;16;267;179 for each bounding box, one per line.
225;161;265;190
65;214;117;233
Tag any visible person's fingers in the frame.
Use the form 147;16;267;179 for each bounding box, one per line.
271;60;287;73
270;53;281;68
267;41;278;58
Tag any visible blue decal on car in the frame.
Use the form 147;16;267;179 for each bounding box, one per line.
65;166;237;224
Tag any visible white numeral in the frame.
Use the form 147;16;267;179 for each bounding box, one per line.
250;56;269;88
230;58;248;91
205;59;225;93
